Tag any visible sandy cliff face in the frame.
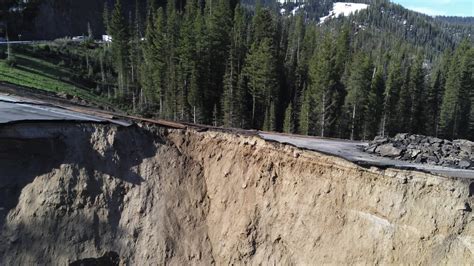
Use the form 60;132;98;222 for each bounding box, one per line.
0;123;473;265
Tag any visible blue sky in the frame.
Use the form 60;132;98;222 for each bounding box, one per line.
391;0;474;17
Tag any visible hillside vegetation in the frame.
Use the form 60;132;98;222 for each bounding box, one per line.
0;0;473;141
0;43;110;106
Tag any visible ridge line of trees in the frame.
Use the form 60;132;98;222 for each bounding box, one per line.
102;0;473;140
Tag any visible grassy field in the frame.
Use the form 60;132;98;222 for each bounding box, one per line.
0;45;109;106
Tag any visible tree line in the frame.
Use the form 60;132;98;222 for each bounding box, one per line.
103;0;473;140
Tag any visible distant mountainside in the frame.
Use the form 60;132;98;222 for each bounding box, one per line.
1;0;141;40
241;0;473;54
436;16;474;26
1;0;473;45
348;1;473;53
279;0;473;53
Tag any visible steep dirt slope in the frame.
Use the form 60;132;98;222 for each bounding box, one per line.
0;122;473;264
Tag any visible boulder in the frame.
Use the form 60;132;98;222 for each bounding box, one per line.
373;136;389;144
459;160;471;169
455;140;474;154
365;144;377;153
394;133;409;140
441;145;453;155
376;144;403;157
425;155;439;164
408;149;421;159
428;137;443;144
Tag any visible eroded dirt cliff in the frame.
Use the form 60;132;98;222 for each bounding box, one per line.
0;122;473;264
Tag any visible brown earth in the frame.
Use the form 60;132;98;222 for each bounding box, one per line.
0;122;473;265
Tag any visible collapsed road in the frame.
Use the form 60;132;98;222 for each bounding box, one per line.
1;91;473;264
1;92;473;179
259;133;474;179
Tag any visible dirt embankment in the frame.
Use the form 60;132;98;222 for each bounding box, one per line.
0;123;473;264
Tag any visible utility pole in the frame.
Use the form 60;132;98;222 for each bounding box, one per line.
6;29;12;61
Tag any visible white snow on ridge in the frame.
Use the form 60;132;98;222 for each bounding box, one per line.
320;2;369;23
279;0;306;16
291;4;305;15
277;0;305;3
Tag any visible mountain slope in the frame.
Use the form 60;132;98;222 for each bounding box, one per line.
2;0;472;50
287;0;473;53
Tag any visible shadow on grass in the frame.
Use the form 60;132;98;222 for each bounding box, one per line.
16;54;69;75
13;55;94;91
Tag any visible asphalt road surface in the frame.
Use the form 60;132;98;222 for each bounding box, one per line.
0;94;129;126
260;133;474;179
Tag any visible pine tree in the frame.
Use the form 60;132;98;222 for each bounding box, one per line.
103;2;110;34
177;0;198;121
397;66;412;133
409;54;426;134
222;51;238;127
252;6;275;45
467;47;474;137
457;45;473;139
308;33;337;137
283;103;294;134
164;0;180;120
439;41;472;139
367;66;385;138
426;51;449;136
344;52;373;140
332;25;351;137
263;101;276;131
298;88;310;135
190;8;209;123
205;0;232;124
222;5;247;128
293;23;317;135
109;0;130;98
426;69;443;136
141;7;166;114
439;55;460;138
284;13;305;92
188;65;202;123
243;38;278;129
129;0;143;86
382;55;403;136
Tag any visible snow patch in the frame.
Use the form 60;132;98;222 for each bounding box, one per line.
279;1;305;16
277;0;305;3
292;4;305;15
320;2;369;23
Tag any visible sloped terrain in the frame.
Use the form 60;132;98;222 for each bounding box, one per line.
0;122;473;264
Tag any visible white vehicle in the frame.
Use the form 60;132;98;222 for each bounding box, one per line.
102;35;112;43
72;36;86;41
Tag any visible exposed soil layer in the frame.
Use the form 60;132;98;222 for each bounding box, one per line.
0;122;473;264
